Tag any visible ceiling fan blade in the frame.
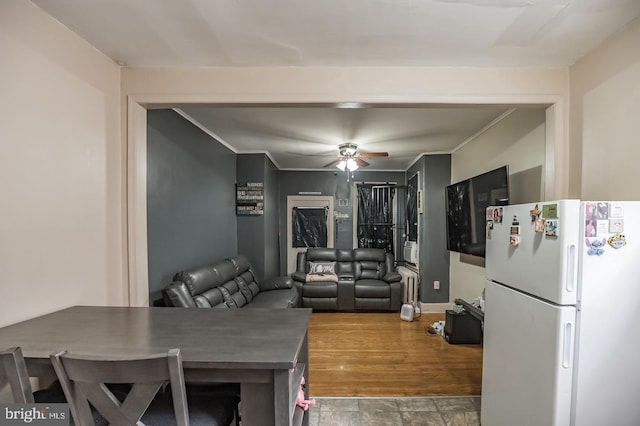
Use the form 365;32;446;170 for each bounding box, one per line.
354;157;370;167
323;158;341;168
358;152;389;158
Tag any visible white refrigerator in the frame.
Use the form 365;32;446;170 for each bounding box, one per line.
482;199;640;426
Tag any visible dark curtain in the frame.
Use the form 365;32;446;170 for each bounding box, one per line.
357;184;395;252
292;207;328;248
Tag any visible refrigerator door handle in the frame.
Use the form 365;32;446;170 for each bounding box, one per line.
566;244;576;293
562;322;573;368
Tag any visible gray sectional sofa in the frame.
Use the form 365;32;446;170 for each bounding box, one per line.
163;255;300;309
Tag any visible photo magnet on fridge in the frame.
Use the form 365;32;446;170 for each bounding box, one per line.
486;221;493;240
609;218;624;233
543;203;558;219
530;204;541;223
585;202;596;217
545;220;558;237
585;218;596;237
597;220;609;236
493;208;503;223
597;202;609;220
609;203;624;218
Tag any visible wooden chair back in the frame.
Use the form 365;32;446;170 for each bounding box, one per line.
0;347;35;403
50;348;189;426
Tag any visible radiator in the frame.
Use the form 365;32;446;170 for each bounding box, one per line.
397;266;419;305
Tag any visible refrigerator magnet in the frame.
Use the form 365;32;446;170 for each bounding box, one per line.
486;221;494;240
545;220;558;237
542;203;558;219
607;233;627;249
609;203;624;218
493;208;503;223
510;225;520;235
584;202;597;223
597;202;609;220
535;218;545;233
597;220;609;236
510;235;519;246
586;238;606;256
585;219;596;237
609;218;624;233
530;204;541;223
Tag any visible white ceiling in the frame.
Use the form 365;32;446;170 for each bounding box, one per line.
31;0;640;171
178;106;513;170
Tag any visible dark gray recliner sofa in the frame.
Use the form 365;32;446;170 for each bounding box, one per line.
291;248;402;311
163;255;300;309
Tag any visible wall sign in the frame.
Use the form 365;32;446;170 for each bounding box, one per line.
236;182;264;215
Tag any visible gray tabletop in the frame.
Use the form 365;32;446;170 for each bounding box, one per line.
0;306;312;370
0;306;312;425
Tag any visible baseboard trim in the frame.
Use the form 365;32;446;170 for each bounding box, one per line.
418;302;455;313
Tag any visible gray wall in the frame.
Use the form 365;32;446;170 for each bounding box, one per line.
277;170;405;275
146;112;450;304
236;154;280;281
406;154;451;303
147;109;237;303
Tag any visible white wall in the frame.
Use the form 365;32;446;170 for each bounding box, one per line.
449;109;547;303
0;1;124;327
570;18;640;200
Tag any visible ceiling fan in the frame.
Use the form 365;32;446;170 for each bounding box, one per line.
323;143;389;171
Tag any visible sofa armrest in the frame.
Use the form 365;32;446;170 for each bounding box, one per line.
162;282;197;308
291;271;307;283
259;276;294;291
383;272;402;283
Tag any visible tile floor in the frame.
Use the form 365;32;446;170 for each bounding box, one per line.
305;396;481;426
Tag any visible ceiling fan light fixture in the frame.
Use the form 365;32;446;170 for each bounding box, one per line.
346;158;359;171
336;160;347;171
339;143;358;157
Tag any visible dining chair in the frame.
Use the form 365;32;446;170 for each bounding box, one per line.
50;348;236;426
0;346;36;403
0;346;67;404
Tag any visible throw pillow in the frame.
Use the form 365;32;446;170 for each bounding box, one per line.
305;273;339;283
308;261;336;274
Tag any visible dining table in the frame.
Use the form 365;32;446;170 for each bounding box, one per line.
0;305;312;426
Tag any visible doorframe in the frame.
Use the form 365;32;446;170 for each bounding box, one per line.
126;95;565;307
286;195;334;275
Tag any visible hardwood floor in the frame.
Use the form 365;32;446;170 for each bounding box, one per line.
307;312;483;397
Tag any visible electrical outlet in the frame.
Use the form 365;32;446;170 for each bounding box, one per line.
434;280;440;290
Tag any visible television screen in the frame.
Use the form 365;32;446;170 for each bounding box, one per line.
445;166;509;257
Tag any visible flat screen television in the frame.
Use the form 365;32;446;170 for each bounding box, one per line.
445;165;509;257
